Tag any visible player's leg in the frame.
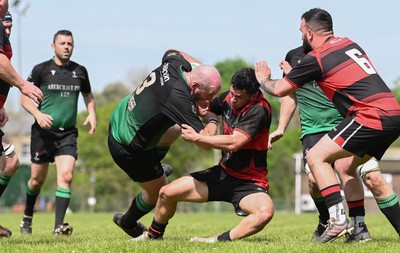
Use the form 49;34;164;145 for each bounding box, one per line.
156;124;181;177
0;134;11;237
53;154;75;235
335;157;371;242
306;134;369;243
227;192;274;240
21;162;49;235
358;161;400;238
143;176;208;241
302;133;330;240
0;136;20;197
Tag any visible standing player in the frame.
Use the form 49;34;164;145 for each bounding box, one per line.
0;0;44;237
20;30;96;235
0;11;21;218
270;47;394;242
132;67;273;242
255;8;400;242
109;49;221;238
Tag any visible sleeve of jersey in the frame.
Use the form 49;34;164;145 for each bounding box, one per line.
27;65;41;88
209;91;228;116
285;54;322;88
162;50;192;72
235;105;269;139
80;66;92;93
162;88;204;133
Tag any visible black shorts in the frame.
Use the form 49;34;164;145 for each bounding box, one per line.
191;165;268;216
328;115;400;160
301;132;327;165
107;132;164;182
30;122;78;163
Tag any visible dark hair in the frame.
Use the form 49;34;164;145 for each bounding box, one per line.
231;67;260;95
53;29;73;43
301;8;333;33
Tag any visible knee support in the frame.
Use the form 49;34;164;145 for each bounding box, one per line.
3;143;15;158
357;159;380;179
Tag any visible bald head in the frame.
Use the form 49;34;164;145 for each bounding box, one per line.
191;65;222;95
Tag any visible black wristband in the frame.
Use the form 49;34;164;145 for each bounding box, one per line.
208;118;219;125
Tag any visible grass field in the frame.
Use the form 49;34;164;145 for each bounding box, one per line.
0;212;398;252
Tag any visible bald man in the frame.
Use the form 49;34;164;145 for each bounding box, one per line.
109;49;222;239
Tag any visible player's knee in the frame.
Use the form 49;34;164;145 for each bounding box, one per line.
357;159;379;179
158;184;174;203
255;206;274;228
30;177;46;187
362;171;385;190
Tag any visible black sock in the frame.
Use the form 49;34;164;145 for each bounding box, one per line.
54;187;71;228
122;193;155;229
217;230;231;241
24;183;40;217
313;196;329;226
377;194;400;236
148;218;167;239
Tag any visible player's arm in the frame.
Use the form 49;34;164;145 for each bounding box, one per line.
170;49;202;65
269;94;297;149
0;54;43;103
254;61;297;97
82;92;97;135
182;124;249;151
20;94;53;129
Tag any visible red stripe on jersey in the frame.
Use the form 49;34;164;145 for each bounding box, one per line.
321;185;341;197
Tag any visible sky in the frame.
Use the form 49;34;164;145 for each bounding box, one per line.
5;0;400;111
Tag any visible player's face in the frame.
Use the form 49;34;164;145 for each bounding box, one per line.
229;86;252;110
300;19;313;54
192;83;217;106
52;34;74;63
2;20;12;38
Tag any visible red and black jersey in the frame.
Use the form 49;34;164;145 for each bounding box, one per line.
285;36;400;130
0;21;13;109
209;91;271;189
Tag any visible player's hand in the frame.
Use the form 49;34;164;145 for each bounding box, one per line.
195;100;209;117
0;108;9;127
268;129;284;150
254;61;272;84
19;81;44;104
279;60;292;75
181;124;199;142
35;112;53;129
83;113;97;135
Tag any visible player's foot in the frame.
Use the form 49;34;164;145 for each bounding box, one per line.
314;217;349;243
311;222;327;241
345;224;372;243
0;225;12;237
162;163;173;177
20;215;32;235
53;223;73;235
113;212;147;238
131;231;163;242
190;235;218;243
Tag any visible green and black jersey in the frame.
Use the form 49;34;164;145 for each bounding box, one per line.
28;58;91;129
284;46;343;139
110;50;204;151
